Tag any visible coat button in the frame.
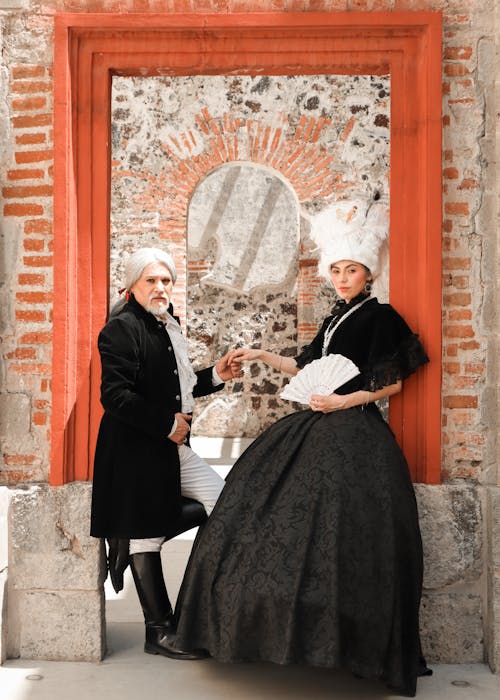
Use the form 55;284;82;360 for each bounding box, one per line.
173;369;178;375
168;346;172;351
175;395;180;401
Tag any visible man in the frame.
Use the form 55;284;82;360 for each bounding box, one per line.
91;247;240;659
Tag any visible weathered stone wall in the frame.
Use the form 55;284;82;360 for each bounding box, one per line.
0;0;498;673
110;73;390;433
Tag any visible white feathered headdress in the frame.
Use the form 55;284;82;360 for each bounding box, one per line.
312;196;389;280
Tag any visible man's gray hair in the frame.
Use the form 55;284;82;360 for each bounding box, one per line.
124;247;177;289
109;247;177;318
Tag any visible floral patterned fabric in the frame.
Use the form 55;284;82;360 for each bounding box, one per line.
174;300;430;697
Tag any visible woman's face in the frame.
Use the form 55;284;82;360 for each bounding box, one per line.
130;262;174;317
329;260;371;302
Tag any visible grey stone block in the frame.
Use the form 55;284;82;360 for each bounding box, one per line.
415;484;482;589
0;393;36;454
0;487;12;664
19;589;105;661
9;484;104;591
420;592;484;664
489;488;500;568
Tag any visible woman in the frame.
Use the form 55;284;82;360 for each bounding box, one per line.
173;230;432;695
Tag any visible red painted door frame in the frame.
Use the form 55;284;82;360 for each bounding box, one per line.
51;11;442;485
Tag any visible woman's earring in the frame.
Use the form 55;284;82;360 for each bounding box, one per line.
364;281;372;293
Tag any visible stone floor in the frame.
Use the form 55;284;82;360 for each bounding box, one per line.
1;629;499;700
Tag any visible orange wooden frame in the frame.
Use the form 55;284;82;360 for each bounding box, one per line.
51;11;442;485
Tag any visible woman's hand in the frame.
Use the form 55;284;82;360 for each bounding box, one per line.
231;347;262;363
309;393;351;413
309;381;402;413
216;350;244;381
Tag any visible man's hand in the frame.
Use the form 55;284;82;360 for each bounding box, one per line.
168;413;192;445
216;350;243;381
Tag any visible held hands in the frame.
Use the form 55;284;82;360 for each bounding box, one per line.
169;413;192;445
231;348;261;363
227;347;261;377
216;350;244;381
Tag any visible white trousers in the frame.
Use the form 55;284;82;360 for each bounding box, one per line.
129;444;225;555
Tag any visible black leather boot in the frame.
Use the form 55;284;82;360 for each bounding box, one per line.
129;552;207;660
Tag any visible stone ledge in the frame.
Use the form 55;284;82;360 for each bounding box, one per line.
19;589;105;661
415;483;483;589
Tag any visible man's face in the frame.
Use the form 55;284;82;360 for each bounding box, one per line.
130;262;174;317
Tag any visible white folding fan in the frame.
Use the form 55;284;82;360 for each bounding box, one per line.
280;354;360;404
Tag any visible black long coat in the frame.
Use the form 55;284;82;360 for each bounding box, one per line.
90;295;222;539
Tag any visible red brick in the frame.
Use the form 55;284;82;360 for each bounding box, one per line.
464;362;484;375
4;202;44;216
443;362;460;374
444;325;474;338
12;96;46;111
451;411;473;426
2;184;52;199
443;167;459;179
444;46;473;60
7;168;44;180
444;63;469;77
40;378;49;392
445;202;469;216
446;275;469;289
12;66;45;79
33;412;47;426
443;220;453;233
24;219;51;234
443;395;478;409
18;273;45;286
443;257;470;270
443;115;451;126
23;255;53;267
16;291;52;303
443;149;453;161
449;309;472;321
459;340;480;350
458;178;480;190
6;347;37;360
446;344;458;357
16;133;46;145
451;376;477;389
12;114;52;129
19;331;52;344
3;452;38;466
0;470;40;485
450;431;484;446
15;310;46;322
34;399;50;409
23;239;45;252
11;80;51;94
15;149;53;164
10;362;51;374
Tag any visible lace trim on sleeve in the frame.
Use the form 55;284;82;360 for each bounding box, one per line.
362;333;429;391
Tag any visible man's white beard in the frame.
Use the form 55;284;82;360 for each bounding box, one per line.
147;299;169;318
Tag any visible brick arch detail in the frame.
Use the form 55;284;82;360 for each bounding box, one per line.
51;12;442;485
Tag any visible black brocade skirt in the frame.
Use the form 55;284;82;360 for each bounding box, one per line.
174;406;428;697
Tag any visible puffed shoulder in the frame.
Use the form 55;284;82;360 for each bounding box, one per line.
362;304;429;390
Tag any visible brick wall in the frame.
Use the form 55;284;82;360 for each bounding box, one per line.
0;0;497;485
